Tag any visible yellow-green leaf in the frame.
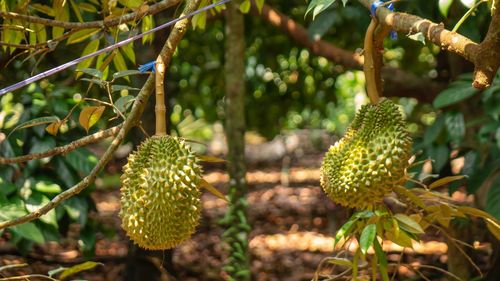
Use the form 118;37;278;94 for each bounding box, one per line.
255;0;265;13
326;257;353;267
66;28;100;45
198;155;226;163
429;175;467;189
120;43;135;64
79;106;105;133
394;214;424;234
199;178;228;202
69;0;83;22
112;50;128;81
7;116;60;139
75;40;100;79
118;0;143;9
239;0;251;13
486;218;500;240
141;15;154;44
52;1;69;38
79;2;97;12
192;10;207;30
33;23;46;43
458;206;496;220
59;261;103;280
386;228;413;248
393;185;426;209
31;4;54;16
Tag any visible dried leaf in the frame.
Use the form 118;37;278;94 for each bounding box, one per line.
59;261;103;280
45;120;65;136
429;175;467;189
79;106;105;133
199;178;228;202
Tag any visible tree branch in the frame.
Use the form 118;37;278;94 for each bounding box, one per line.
0;0;181;30
253;3;444;103
0;125;121;165
0;0;201;231
358;0;499;89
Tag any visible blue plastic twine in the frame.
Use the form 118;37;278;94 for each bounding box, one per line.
370;0;397;40
138;61;157;73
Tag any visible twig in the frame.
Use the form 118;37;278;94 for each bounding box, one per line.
0;264;28;272
0;275;58;281
358;0;499;89
0;0;201;231
363;18;380;104
0;125;121;165
0;0;181;30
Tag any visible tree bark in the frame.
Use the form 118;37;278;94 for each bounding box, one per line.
221;2;251;281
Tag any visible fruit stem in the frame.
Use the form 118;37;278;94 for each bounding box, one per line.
364;18;380;105
155;57;167;136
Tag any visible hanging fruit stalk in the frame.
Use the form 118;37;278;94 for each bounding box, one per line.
363;18;380;105
155;57;167;136
119;0;206;250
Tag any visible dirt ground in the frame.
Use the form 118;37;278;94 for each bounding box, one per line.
0;153;494;280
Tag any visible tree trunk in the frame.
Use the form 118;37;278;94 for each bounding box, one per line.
221;3;251;281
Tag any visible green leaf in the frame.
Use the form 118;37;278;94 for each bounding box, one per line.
373;238;389;281
64;148;97;175
63;197;89;226
29;137;56;155
307;8;337;41
359;223;376;254
112;69;142;80
11;222;45;244
0;181;17;197
58;261;103;280
111;85;140;92
445;111;465;142
66;29;100;45
79;106;105;133
486;178;500;220
433;81;478;108
394;214;424;234
439;0;454;17
114;95;135;114
427;144;449;173
306;0;337;19
239;0;251;13
76;68;103;79
76;40;100;79
34;181;62;194
334;217;357;248
7;116;60;139
26;192;57;227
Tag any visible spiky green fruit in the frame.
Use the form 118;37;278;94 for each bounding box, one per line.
320;99;412;209
119;135;202;250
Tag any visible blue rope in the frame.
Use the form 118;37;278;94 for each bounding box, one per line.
0;0;231;96
370;0;397;40
138;61;157;73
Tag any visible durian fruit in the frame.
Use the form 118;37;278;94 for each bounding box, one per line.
119;135;202;250
320;98;412;209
